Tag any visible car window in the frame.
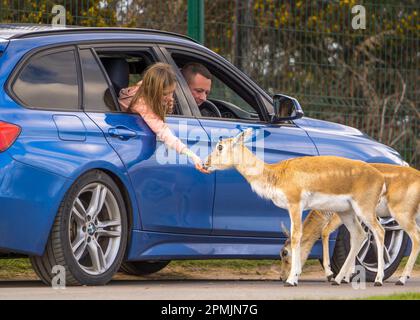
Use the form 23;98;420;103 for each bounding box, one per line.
13;49;79;110
169;52;263;121
79;49;117;112
95;50;182;116
209;75;256;114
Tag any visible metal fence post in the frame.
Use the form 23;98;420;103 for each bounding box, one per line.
188;0;204;44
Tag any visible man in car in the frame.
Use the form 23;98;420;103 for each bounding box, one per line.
181;62;220;117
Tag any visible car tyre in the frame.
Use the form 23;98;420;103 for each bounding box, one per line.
30;170;128;286
331;218;408;282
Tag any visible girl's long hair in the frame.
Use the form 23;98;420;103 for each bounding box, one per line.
129;62;176;120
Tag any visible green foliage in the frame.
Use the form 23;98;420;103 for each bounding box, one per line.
171;259;278;270
0;0;418;167
0;0;117;26
361;292;420;300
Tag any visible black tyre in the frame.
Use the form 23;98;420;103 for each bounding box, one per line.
30;170;128;286
120;260;170;276
331;218;408;282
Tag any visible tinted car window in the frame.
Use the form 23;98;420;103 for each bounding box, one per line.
13;50;79;110
170;51;264;121
209;75;256;114
79;49;116;112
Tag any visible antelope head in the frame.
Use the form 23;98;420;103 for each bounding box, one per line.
279;223;292;281
204;128;253;172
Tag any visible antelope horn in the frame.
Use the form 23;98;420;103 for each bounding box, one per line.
281;222;290;238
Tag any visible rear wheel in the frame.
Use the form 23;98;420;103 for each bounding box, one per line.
331;217;408;282
30;170;128;286
120;261;170;276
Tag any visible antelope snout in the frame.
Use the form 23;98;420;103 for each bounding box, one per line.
201;156;211;171
203;157;210;168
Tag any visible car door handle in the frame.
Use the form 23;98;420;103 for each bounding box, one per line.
108;127;137;140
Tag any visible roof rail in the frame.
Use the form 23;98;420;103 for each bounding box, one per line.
0;24;198;43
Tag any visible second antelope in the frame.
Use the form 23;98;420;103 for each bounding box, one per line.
279;163;420;285
204;128;387;286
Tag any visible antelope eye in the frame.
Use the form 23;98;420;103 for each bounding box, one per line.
217;144;223;151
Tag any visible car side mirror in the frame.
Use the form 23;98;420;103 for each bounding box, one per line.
272;94;304;123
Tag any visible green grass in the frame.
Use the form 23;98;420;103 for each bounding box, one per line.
0;258;34;278
361;293;420;300
1;256;417;271
0;254;418;278
0;258;310;272
170;259;279;269
0;258;32;271
399;255;420;269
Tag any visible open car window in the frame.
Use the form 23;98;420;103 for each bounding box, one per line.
207;75;260;120
169;51;264;121
94;49;183;115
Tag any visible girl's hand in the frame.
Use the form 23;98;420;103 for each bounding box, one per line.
163;96;175;114
195;162;210;174
191;154;210;174
166;98;174;112
183;149;210;174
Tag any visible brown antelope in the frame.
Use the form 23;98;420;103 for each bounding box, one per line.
280;163;420;286
204;128;387;286
279;210;338;282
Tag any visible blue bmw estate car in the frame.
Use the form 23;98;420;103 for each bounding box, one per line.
0;24;409;286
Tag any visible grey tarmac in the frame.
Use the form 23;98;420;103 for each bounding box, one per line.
0;274;419;300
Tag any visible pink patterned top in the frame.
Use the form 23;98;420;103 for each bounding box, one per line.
118;83;187;154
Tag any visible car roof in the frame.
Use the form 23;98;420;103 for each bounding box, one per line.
0;23;198;43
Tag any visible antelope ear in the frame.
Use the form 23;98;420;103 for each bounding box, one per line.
232;128;253;145
281;222;290;238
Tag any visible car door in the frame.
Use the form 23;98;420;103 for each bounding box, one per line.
78;44;215;235
162;46;319;238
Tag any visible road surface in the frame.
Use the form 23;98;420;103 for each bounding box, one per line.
0;274;419;300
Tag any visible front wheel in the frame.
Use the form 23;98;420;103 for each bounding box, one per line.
30;170;128;286
331;217;408;282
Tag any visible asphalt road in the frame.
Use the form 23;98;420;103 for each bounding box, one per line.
0;275;419;300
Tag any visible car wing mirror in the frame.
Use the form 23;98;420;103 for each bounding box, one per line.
272;94;304;123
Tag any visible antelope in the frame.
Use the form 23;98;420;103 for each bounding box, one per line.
280;163;420;285
204;128;387;286
279;210;338;282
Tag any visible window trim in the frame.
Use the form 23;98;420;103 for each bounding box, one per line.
79;47;120;113
77;43;192;116
160;45;273;123
88;45;159;114
6;45;82;112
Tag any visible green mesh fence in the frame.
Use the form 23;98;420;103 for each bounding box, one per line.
1;0;419;167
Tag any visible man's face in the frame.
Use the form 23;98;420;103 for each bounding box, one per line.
187;73;211;106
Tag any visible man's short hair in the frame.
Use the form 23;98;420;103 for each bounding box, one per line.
181;62;212;84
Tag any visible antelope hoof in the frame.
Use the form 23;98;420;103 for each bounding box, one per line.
332;280;341;286
284;281;297;287
395;280;405;286
327;275;334;282
374;281;383;287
